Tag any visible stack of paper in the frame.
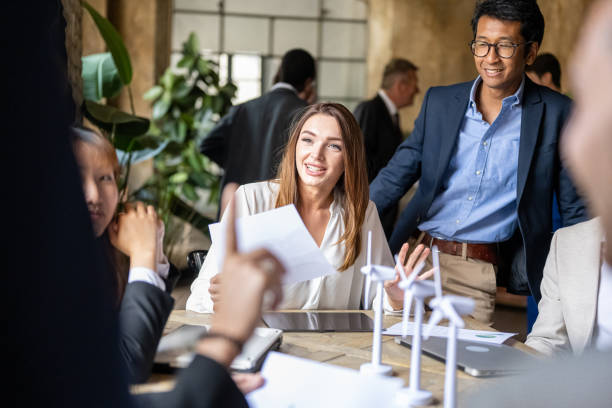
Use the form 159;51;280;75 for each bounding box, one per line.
383;322;516;345
209;204;336;284
247;352;404;408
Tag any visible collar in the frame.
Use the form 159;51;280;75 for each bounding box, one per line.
271;82;298;94
377;89;398;116
468;75;526;114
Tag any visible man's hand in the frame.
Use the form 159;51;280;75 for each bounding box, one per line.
384;243;432;310
196;200;285;367
108;202;158;271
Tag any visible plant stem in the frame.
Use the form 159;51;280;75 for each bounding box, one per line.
120;150;133;203
128;85;136;115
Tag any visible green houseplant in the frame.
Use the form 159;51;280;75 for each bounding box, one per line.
80;2;236;257
135;33;236;254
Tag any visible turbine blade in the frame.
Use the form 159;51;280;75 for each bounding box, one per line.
423;309;443;339
442;302;465;328
405;261;425;288
402;291;413;337
395;254;408;281
364;275;371;309
432;245;443;299
367;230;372;267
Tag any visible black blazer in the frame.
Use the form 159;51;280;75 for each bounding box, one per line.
200;88;307;192
118;281;174;384
370;77;588;300
353;94;403;182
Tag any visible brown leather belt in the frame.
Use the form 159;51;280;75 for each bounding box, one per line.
418;231;498;265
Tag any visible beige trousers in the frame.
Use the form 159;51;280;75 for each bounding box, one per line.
409;237;497;325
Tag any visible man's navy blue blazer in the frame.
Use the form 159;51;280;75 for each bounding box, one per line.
370;77;588;301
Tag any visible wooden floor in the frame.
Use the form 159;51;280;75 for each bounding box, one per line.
170;269;528;342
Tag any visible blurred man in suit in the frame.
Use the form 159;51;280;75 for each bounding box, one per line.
200;49;316;217
354;58;419;237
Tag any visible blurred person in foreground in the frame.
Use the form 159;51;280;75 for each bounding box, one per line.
467;1;612;406
524;0;612;358
25;2;285;406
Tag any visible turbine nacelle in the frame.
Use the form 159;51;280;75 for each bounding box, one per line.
424;296;475;339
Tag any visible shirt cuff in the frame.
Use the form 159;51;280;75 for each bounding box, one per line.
129;266;166;292
157;259;170;280
383;291;404;316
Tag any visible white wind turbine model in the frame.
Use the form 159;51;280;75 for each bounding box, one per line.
360;231;395;376
423;246;474;408
393;256;436;407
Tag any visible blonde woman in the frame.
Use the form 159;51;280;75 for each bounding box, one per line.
187;103;429;313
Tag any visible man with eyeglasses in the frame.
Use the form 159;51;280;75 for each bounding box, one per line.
371;0;587;324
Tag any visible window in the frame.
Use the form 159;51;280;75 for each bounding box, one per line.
172;0;368;108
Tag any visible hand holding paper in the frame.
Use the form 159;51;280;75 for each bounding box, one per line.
209;204;336;285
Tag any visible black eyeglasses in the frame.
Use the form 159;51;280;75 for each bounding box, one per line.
469;40;532;59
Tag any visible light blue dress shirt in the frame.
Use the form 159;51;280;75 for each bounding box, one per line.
418;76;524;243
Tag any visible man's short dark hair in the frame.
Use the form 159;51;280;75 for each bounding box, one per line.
526;53;562;88
471;0;545;46
380;58;418;89
277;49;316;93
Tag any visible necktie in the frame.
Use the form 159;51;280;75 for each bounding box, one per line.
393;112;400;127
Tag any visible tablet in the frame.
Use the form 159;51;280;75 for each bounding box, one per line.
262;312;374;332
154;325;283;373
395;335;536;377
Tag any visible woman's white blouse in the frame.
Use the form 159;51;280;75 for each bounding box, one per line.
186;181;394;313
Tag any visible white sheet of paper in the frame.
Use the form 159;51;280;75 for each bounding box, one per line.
247;352;404;408
383;322;516;345
209;204;336;285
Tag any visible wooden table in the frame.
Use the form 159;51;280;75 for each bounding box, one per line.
134;310;538;406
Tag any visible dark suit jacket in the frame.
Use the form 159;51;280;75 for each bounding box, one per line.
370;77;588;301
119;282;174;384
201;88;307;195
353;94;403;183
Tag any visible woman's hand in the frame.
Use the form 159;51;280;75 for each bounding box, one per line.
384;243;433;310
232;373;265;394
209;274;222;307
109;202;158;271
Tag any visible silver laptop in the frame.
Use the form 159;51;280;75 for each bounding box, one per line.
395;336;537;377
155;325;283;372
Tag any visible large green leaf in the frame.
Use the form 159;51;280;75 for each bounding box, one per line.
152;92;172;120
82;1;133;85
82;53;122;101
184;32;199;56
83;100;149;136
143;85;163;101
169;194;214;234
116;138;169;164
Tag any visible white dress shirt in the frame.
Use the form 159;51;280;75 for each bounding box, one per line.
377;89;398;118
186;181;394;313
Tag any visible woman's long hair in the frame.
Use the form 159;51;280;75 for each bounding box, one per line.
275;103;369;271
70;126;128;304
